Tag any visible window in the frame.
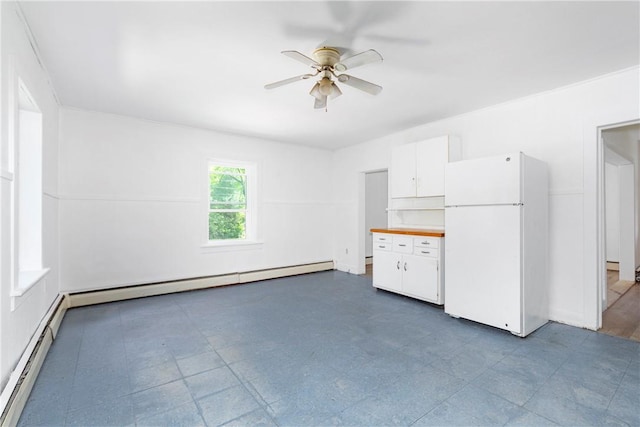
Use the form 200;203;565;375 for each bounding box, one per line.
11;77;48;297
207;160;256;242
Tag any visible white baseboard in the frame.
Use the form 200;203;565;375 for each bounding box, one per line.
334;263;356;273
68;261;334;308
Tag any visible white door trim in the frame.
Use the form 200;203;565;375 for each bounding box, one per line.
596;119;640;326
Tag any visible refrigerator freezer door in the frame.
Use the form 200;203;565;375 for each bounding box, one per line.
444;205;522;334
445;153;522;206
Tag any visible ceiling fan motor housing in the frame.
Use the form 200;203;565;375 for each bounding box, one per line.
313;47;341;67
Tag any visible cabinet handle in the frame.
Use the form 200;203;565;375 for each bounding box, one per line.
378;245;386;249
404;262;407;271
398;244;407;247
396;261;400;270
421;251;430;254
422;241;430;245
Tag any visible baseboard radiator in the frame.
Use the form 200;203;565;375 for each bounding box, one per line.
0;261;334;426
68;261;334;307
0;295;69;427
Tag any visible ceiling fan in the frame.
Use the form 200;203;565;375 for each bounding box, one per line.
264;47;383;110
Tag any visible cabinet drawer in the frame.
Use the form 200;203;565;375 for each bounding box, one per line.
414;247;438;258
373;242;392;251
373;233;392;244
393;236;413;253
414;237;439;249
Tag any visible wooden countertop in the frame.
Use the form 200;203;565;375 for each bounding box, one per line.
371;228;445;237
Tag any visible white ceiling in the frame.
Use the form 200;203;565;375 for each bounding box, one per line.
19;1;640;150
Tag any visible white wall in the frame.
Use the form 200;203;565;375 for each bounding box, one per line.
364;170;388;258
605;162;620;262
333;67;639;329
617;163;635;281
58;109;334;292
0;2;59;391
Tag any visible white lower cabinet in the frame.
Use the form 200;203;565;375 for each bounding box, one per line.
402;254;439;302
372;232;444;305
371;250;403;293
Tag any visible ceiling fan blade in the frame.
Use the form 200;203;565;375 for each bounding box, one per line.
335;49;383;71
265;74;315;90
314;95;327;110
337;74;382;95
282;50;319;67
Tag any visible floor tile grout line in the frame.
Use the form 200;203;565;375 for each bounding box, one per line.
61;310;88;426
115;301;135;423
218;407;271;427
517;343;581;421
406;393;461;427
409;402;442;427
602;357;632;413
126;297;201;424
167;297;212;426
186;315;281;427
444;382;542;426
219;326;287;426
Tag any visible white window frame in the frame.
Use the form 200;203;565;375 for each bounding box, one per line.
9;71;50;301
203;159;259;248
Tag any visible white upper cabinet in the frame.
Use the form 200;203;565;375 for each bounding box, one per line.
416;135;449;197
390;143;417;198
390;135;460;198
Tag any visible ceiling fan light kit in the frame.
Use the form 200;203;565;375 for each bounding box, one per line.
265;46;383;111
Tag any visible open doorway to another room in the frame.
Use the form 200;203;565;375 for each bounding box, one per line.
600;123;640;341
362;170;388;278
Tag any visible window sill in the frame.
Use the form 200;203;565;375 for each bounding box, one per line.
12;268;50;297
201;240;264;252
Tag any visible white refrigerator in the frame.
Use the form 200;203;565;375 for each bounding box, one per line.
444;152;548;337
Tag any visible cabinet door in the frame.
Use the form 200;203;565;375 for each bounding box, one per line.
372;250;402;292
391;143;417;198
402;254;439;302
416;136;448;197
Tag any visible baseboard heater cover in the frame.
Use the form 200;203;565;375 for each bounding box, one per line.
0;294;69;427
68;261;335;308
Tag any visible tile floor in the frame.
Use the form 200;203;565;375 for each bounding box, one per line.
18;271;640;426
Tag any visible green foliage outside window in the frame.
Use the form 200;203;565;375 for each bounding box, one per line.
209;165;247;240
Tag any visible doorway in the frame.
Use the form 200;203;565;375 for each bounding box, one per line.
599;122;640;340
363;170;388;277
